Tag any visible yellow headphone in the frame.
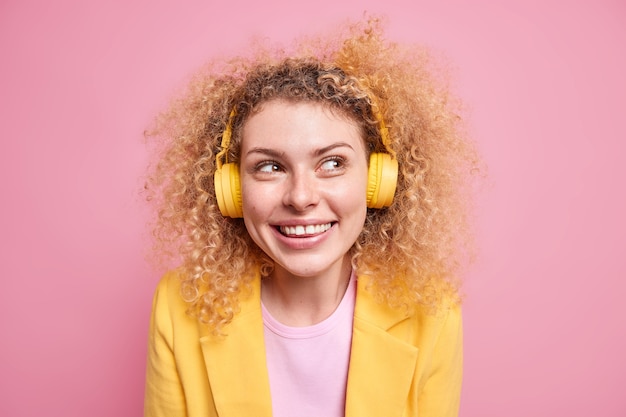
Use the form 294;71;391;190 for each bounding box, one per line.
214;105;398;218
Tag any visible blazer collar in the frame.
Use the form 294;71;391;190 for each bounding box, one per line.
345;275;419;417
198;271;273;417
198;273;417;417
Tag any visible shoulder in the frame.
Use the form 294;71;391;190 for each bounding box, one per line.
152;270;186;313
410;300;462;350
354;276;462;347
355;275;461;328
149;270;199;340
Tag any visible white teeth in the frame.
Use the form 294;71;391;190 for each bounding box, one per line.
280;223;331;236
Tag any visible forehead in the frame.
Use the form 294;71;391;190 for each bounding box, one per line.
240;100;366;153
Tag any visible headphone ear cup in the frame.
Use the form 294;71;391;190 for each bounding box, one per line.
366;153;398;209
214;163;243;218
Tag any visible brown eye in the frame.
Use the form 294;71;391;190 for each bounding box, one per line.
256;161;282;173
319;157;344;171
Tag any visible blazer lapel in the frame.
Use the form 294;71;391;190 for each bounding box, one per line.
199;273;273;417
345;276;419;417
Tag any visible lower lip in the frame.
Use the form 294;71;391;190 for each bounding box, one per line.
272;224;335;250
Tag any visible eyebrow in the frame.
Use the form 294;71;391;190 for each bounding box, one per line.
245;142;355;158
313;142;355;156
245;147;285;158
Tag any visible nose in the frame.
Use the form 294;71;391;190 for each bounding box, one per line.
282;170;320;211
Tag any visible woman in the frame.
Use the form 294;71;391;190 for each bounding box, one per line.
144;19;478;417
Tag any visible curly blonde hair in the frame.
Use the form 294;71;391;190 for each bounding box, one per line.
145;18;479;332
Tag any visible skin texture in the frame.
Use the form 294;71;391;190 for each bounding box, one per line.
240;100;368;325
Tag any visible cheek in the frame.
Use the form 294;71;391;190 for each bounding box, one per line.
328;184;368;225
241;180;260;214
332;174;368;206
242;207;266;248
241;183;272;227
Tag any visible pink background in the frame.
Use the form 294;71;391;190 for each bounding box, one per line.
1;1;624;416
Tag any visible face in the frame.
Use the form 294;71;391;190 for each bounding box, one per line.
240;100;369;281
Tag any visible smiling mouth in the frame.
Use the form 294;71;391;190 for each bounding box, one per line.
278;223;333;237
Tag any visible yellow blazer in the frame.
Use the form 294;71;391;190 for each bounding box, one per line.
144;271;462;417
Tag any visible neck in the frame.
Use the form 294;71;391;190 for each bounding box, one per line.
261;256;352;327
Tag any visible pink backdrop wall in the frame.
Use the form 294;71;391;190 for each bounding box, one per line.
1;1;624;416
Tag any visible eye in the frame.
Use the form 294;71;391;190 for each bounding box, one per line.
255;161;282;174
319;157;345;172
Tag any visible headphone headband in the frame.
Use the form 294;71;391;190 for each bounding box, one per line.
215;109;237;170
370;101;396;159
